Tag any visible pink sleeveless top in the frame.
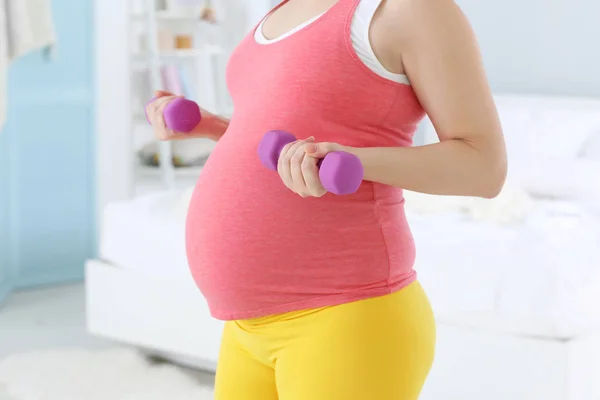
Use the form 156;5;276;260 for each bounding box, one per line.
185;0;425;321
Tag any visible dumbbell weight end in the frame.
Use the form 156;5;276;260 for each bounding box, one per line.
257;130;364;195
145;96;202;133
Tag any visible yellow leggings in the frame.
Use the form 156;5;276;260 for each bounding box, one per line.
214;281;436;400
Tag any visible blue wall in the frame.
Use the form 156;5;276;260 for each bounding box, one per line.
0;124;11;301
0;0;95;302
456;0;600;97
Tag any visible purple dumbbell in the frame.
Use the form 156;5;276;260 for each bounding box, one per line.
257;130;364;195
145;96;202;133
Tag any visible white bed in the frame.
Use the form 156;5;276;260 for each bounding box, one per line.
86;93;600;399
408;196;600;340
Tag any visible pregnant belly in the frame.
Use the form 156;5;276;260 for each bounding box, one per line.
184;135;415;319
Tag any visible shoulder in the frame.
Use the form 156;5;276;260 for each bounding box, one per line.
397;0;465;19
385;0;477;48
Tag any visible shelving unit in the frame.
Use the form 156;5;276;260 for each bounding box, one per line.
95;0;274;221
128;0;231;194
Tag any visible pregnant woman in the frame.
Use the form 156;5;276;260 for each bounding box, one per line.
146;0;507;398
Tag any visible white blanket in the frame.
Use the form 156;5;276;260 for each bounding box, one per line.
0;0;56;129
408;196;600;339
403;182;536;225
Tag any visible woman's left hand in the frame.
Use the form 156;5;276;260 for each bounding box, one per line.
277;138;344;198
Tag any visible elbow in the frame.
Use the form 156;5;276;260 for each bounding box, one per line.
479;158;508;199
481;180;505;199
460;136;508;199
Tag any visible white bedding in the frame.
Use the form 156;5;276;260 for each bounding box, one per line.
99;186;600;340
406;193;600;339
100;189;194;284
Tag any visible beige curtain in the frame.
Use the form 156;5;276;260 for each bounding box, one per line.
0;0;56;130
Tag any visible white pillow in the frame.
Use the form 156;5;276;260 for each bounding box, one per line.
511;157;600;201
498;106;599;162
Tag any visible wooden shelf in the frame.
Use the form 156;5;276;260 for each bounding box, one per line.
131;47;223;70
134;46;222;60
131;11;211;22
135;162;204;178
158;46;223;57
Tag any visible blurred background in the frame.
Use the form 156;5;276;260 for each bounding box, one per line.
0;0;599;399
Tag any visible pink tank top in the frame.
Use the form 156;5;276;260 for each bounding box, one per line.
185;0;425;321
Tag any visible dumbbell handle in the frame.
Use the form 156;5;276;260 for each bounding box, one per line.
257;130;364;195
145;96;202;133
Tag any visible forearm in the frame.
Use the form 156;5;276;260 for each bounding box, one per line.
346;139;507;198
173;112;230;142
201;113;230;141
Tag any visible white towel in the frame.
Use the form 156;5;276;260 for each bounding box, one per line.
0;0;57;130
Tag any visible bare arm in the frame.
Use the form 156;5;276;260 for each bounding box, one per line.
187;110;230;142
310;0;507;198
149;91;230;142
